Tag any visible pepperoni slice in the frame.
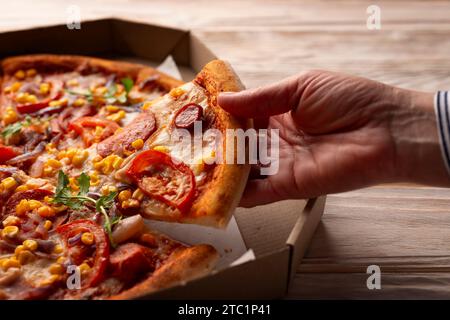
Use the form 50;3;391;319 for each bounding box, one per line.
173;103;203;129
97;111;157;157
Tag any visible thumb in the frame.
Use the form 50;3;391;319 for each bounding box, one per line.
218;74;307;118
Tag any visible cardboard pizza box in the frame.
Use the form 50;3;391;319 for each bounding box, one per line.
0;18;326;299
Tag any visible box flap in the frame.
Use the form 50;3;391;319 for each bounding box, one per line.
286;196;326;284
234;200;307;256
142;247;290;299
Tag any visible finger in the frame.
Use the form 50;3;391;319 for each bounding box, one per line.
239;179;284;207
218;74;307;118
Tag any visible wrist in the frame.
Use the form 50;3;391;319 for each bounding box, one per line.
390;88;450;185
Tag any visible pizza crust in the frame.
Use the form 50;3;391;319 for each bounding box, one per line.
1;54;183;91
109;244;219;299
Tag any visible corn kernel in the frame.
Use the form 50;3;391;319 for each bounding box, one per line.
72;98;85;107
56;256;66;264
2;226;19;238
40;274;60;286
96;86;108;95
122;199;140;209
81;232;94;246
78;262;91;274
46;159;62;169
107;110;126;123
28;200;42;210
25;94;38;104
153;145;169;153
118;190;132;202
132;188;145;201
15;92;28;103
14;70;25;80
23;239;38;251
49;98;68;107
92;155;103;163
131;139;144;150
67;78;79;86
3;110;18;125
112;156;123;169
142;101;153;110
3;258;20;270
17;250;34;265
43;167;54;176
37;206;55;218
10;82;21;92
49;263;64;275
1;177;17;190
15;185;29;193
16;199;30;216
2;216;20;227
57;150;67;160
52;204;67;213
53;244;63;254
169;87;185;99
105;105;120;112
14;245;25;255
94;126;104;137
43;220;52;230
72;150;89;167
101;185;117;196
89;172;100;186
39;82;50;95
69;177;79;191
65;148;78;160
26;69;37;77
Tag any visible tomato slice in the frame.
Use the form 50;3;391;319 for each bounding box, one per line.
69;116;120;147
126;150;196;213
16;80;63;114
0;145;19;164
57;220;109;288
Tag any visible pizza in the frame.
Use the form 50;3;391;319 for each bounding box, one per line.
0;55;250;299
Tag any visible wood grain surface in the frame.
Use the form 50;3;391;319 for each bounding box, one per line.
1;0;449;299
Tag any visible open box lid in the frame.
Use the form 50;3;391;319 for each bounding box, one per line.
0;18;326;298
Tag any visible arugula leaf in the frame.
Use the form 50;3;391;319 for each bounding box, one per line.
95;191;117;213
1;116;32;138
52;170;120;246
53;171;91;210
65;89;94;102
121;77;134;93
77;173;90;197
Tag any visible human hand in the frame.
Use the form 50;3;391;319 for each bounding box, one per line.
218;70;449;207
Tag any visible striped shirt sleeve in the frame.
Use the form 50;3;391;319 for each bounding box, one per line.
435;91;450;174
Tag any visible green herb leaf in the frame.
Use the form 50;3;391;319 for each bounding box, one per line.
65;89;94;102
121;77;134;93
53;170;120;246
96;191;117;213
77;173;90;197
1;116;32;139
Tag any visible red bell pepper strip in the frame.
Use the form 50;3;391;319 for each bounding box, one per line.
69;116;120;147
0;145;19;164
126;150;196;213
16;80;63;114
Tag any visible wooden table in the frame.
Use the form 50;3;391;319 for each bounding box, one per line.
3;0;450;299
